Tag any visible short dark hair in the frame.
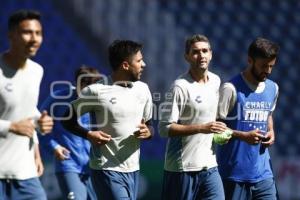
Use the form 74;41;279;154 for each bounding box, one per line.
8;9;41;31
185;34;211;54
75;65;101;88
108;40;143;71
248;37;280;59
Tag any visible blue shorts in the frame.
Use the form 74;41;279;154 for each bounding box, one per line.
223;178;278;200
91;169;139;200
56;172;96;200
162;167;225;200
0;178;46;200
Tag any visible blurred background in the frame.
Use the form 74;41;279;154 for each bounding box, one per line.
0;0;299;199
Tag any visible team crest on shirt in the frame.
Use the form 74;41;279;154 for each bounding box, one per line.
109;97;117;104
4;83;13;92
195;95;202;103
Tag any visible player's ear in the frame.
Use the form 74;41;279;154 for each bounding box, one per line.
208;50;212;61
7;30;14;41
247;56;254;66
121;61;130;71
184;53;189;62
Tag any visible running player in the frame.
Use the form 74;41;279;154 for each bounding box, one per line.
0;9;53;200
62;40;153;200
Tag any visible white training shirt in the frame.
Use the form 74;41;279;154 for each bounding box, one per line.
159;71;220;172
0;55;42;179
72;79;153;172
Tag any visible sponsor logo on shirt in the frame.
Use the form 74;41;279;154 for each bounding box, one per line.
109;97;117;104
4;83;13;92
195;95;202;103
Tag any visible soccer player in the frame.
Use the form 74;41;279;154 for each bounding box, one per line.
0;9;53;200
39;66;101;200
159;34;227;200
62;40;153;200
217;37;280;199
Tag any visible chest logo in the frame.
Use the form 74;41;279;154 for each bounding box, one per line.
109;97;117;104
195;95;202;103
4;83;13;92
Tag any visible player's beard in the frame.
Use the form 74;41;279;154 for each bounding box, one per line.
251;64;267;82
129;72;139;82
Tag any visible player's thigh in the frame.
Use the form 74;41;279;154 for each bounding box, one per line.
91;169;138;200
252;178;277;200
161;170;200;200
223;180;249;200
56;172;88;200
11;178;47;200
0;180;8;200
85;175;97;200
199;167;225;200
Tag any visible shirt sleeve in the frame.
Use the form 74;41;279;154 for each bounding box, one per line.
271;83;279;112
218;82;237;119
159;84;187;137
143;85;153;122
0;119;11;137
72;86;99;116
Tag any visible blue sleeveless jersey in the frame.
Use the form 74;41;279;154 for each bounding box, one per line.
217;74;277;183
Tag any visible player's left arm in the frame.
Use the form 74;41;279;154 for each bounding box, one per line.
262;84;279;147
135;119;153;140
135;85;153;140
262;115;275;147
37;110;54;134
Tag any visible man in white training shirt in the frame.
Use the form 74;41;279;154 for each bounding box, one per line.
0;9;53;200
63;40;153;200
159;34;227;200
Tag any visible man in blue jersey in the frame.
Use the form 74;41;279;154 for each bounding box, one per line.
39;66;100;200
217;37;280;199
159;34;227;200
62;40;153;200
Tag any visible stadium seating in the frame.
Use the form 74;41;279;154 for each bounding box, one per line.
1;0;300;199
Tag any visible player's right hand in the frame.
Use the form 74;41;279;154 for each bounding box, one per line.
54;146;71;161
87;131;111;145
241;129;265;145
203;121;227;134
9;118;35;137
